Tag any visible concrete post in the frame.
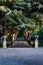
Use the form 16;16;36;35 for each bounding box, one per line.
35;35;39;48
3;36;7;48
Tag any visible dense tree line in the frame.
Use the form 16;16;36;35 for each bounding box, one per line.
0;0;43;47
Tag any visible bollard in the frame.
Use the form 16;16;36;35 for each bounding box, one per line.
3;36;7;48
35;35;39;48
35;38;38;48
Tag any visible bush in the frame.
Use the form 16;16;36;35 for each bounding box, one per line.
0;42;3;47
7;41;11;47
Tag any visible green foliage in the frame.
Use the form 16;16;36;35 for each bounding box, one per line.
0;0;43;47
7;41;11;47
35;27;43;47
38;27;43;36
0;42;3;47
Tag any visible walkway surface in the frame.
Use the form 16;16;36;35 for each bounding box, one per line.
0;48;43;65
13;41;31;47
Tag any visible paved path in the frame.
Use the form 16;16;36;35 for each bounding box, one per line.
0;48;43;65
13;41;31;47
